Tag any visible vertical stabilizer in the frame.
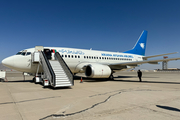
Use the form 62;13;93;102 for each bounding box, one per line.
123;30;147;56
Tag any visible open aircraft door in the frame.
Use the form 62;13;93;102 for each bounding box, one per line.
32;46;44;63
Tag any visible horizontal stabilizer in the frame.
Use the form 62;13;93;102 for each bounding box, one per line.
143;52;178;60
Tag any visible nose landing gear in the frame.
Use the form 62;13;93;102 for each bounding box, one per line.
109;74;114;80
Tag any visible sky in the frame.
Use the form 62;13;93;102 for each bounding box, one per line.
0;0;180;70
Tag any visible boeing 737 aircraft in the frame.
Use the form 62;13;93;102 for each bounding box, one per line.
2;30;180;82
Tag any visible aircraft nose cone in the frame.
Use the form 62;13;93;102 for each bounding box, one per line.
2;56;14;68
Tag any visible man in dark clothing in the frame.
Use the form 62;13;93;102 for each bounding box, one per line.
137;70;142;82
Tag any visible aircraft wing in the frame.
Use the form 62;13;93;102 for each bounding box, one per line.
109;57;180;67
143;52;178;60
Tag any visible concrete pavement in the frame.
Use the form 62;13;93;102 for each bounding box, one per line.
0;71;180;120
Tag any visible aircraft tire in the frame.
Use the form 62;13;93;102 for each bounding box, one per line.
109;74;114;80
33;77;35;83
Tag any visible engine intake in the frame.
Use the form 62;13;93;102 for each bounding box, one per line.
85;64;112;78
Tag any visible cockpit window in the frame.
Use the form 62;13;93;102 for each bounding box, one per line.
26;52;31;55
16;50;31;56
16;52;22;55
21;52;26;56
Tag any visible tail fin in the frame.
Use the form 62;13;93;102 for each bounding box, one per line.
123;30;148;56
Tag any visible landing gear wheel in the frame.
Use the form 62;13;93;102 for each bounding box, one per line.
33;77;35;83
109;74;114;80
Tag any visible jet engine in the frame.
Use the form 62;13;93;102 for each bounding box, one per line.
85;64;112;78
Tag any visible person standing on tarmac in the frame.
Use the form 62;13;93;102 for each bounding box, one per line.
137;70;142;82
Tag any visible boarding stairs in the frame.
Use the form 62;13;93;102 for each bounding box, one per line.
49;60;72;87
38;51;74;88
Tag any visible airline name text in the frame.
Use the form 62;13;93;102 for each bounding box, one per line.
101;53;133;58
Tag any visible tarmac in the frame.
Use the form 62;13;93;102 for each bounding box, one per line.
0;71;180;120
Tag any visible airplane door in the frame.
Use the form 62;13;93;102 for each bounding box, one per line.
44;49;52;60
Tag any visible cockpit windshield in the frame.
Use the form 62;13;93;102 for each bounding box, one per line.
16;52;22;55
21;52;26;56
16;50;31;56
26;52;31;55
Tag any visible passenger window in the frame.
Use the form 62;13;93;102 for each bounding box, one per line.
75;55;77;58
65;55;67;58
78;56;80;58
99;57;101;59
84;56;86;59
62;55;64;57
72;55;73;58
89;56;91;59
68;55;70;58
87;56;88;59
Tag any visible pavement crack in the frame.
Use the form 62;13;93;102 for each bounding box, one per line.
0;96;61;105
89;90;122;97
0;101;14;105
17;96;61;103
5;84;24;120
40;92;121;120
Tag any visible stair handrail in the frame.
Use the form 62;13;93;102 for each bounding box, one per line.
55;52;74;85
39;51;56;86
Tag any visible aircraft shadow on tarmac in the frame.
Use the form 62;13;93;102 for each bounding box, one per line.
4;76;180;85
3;79;72;90
74;76;108;82
156;105;180;112
115;76;159;78
74;76;180;84
73;75;139;80
2;80;33;83
110;79;180;84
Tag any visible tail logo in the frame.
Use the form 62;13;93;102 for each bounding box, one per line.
140;43;145;49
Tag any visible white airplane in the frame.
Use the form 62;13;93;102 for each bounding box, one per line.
2;30;180;80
